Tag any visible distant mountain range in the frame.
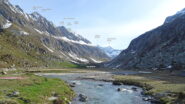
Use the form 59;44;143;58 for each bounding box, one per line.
104;8;185;70
98;46;121;59
0;0;110;68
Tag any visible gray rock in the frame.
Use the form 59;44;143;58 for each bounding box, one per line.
1;71;7;75
98;84;104;86
79;94;88;102
69;83;76;87
9;91;20;97
117;88;126;92
131;87;138;91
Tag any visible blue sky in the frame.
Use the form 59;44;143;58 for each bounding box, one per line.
10;0;185;49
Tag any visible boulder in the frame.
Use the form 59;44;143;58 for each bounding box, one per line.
8;91;20;97
117;88;126;92
79;94;88;102
98;84;104;86
143;97;149;101
1;71;7;75
131;87;138;91
69;83;76;87
112;81;122;85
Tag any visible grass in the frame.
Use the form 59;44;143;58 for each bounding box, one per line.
0;30;46;68
0;73;75;104
24;68;91;74
0;29;81;69
113;71;185;104
49;61;86;69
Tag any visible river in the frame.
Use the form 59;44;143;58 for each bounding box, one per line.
41;72;151;104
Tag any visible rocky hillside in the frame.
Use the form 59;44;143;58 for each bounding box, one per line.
0;0;109;68
105;8;185;70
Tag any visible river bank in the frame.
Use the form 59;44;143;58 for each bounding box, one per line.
36;69;185;104
1;68;184;104
41;72;151;104
0;73;75;104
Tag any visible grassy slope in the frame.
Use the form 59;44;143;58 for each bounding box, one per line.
0;74;75;104
0;30;46;68
0;29;81;69
113;71;185;104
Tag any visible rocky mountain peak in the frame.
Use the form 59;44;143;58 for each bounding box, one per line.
98;46;121;58
30;12;43;20
177;8;185;15
164;8;185;24
15;5;24;13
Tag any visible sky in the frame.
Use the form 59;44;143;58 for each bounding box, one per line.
9;0;185;50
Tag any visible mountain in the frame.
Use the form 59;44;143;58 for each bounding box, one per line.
98;46;121;59
0;0;109;68
164;8;185;24
104;8;185;70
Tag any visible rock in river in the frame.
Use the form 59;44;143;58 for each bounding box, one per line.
79;94;88;102
131;87;138;91
69;83;76;87
117;88;127;92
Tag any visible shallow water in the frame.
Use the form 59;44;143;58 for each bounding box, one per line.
44;73;151;104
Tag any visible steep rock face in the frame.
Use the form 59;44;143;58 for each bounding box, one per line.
0;0;109;68
105;8;185;70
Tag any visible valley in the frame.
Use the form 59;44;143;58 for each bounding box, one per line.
0;0;185;104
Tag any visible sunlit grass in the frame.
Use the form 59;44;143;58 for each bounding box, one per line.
113;72;185;103
0;74;75;104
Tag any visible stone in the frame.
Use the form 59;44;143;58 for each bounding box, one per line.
69;83;76;87
48;97;58;101
1;71;7;75
112;81;122;85
143;97;149;101
131;87;138;91
79;94;88;102
8;91;20;97
98;84;104;86
117;88;126;92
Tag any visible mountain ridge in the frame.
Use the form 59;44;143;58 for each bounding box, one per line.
104;8;185;70
0;0;110;68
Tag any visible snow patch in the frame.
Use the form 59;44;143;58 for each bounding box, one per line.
115;64;122;68
34;28;44;34
90;58;103;63
99;46;121;58
20;31;29;35
44;31;51;36
68;53;89;63
167;65;172;69
131;50;136;54
43;44;54;53
53;36;94;46
2;20;12;29
24;14;30;20
70;60;79;64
